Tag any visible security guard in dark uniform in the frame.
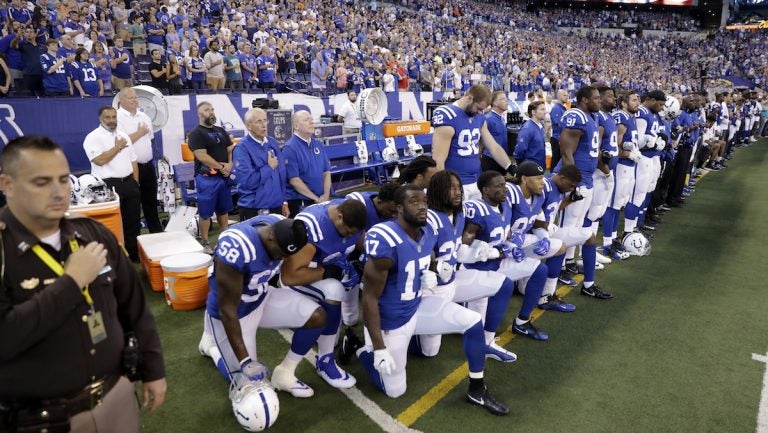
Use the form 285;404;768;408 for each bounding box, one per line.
0;136;166;433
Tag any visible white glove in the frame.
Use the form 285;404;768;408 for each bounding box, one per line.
373;348;396;375
547;222;559;237
487;246;501;260
629;146;642;163
420;269;437;290
654;136;666;150
435;260;453;282
476;240;492;262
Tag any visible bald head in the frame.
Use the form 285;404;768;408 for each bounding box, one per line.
293;110;314;139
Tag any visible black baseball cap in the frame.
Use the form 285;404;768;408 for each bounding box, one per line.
273;218;308;255
516;160;545;177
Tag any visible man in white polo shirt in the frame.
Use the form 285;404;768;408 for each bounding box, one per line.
83;106;142;261
337;90;362;136
117;87;163;233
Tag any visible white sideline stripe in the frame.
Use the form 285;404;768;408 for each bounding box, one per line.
752;352;768;433
277;329;423;433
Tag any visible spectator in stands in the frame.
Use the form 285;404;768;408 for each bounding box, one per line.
513;100;547;168
256;45;276;90
310;51;328;90
204;39;225;90
40;39;70;96
337;90;362;136
129;15;146;56
149;49;167;90
0;54;9;97
167;54;182;95
382;67;395;93
335;59;348;93
234;107;289;220
91;43;112;94
188;101;235;254
72;48;103;97
238;42;257;90
282;110;332;217
110;36;133;90
223;44;242;89
0;21;23;89
82;106;141;261
186;44;206;90
13;26;44;96
117;87;163;234
146;14;165;56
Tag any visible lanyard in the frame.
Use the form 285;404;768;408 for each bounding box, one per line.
31;239;94;306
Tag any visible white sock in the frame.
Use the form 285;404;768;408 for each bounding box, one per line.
484;331;495;345
624;218;637;234
514;317;528;326
317;334;337;357
278;350;303;373
583;281;594;288
541;277;557;302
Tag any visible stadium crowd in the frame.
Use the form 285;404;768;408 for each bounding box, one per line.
0;0;764;98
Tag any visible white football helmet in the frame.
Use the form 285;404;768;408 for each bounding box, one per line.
230;374;279;432
77;174;113;204
185;216;199;239
622;232;651;256
661;96;681;121
404;143;424;158
381;146;399;162
69;174;81;205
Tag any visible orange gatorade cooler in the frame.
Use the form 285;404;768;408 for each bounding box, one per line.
71;198;124;245
161;252;212;311
137;231;204;292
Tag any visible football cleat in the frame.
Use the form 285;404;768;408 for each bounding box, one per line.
558;271;578;287
602;246;629;261
581;284;614;300
595;251;612;265
201;240;214;255
564;261;579;276
485;339;517;363
271;365;314;398
512;320;549;341
198;332;215;357
337;328;363;366
315;353;356;389
538;294;576;312
466;385;509;416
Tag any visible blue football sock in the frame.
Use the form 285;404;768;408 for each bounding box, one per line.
321;301;342;336
583;243;597;284
603;208;618;239
484;278;514;334
291;326;323;356
546;253;566;279
463;321;486;374
520;264;547;319
357;349;385;392
625;202;640;221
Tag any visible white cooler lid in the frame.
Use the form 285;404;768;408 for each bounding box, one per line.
161;252;212;273
137;231;204;261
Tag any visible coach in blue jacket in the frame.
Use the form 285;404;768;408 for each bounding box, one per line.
282;110;332;217
234;107;288;220
513;100;547;168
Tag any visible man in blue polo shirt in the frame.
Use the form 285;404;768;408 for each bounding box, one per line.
256;45;276;90
234;107;288;221
481;90;510;174
282;110;332;217
513;100;547;167
550;89;569;169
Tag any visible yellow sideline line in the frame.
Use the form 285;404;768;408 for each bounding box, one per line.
396;277;583;427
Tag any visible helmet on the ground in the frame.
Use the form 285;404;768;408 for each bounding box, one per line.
622;232;651;256
69;174;81;205
229;374;279;432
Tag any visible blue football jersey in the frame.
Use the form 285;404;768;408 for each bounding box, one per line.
541;175;564;223
613;110;639;167
206;214;284;320
463;199;513;272
506;182;545;234
431;103;485;184
637;106;661;157
553;108;599;188
596;111;619;170
296;199;361;265
365;221;437;330
346;191;391;231
426;209;464;285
